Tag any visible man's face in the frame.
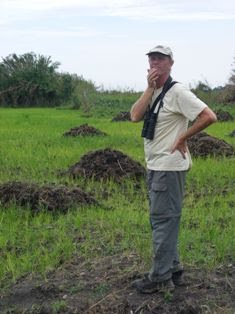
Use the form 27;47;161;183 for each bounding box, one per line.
148;53;174;75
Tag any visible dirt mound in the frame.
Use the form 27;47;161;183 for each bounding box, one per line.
229;130;235;137
67;148;146;182
188;132;235;157
0;254;234;313
215;109;234;121
0;182;96;213
63;124;107;137
111;111;131;122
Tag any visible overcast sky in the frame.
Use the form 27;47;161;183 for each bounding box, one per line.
1;0;235;91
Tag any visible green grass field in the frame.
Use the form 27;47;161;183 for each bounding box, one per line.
0;107;234;290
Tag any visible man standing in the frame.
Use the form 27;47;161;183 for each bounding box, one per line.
131;45;217;293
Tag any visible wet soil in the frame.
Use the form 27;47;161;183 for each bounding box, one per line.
63;124;107;137
111;112;131;122
229;130;235;137
0;182;97;213
187;132;235;157
215;110;234;122
0;254;234;313
67;148;146;182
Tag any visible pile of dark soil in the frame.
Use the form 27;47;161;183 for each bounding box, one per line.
111;111;131;122
0;254;234;313
188;132;235;157
0;181;96;213
63;124;107;137
229;130;235;137
215;109;233;121
67;148;145;182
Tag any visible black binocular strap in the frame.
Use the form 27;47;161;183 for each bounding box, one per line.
149;76;178;115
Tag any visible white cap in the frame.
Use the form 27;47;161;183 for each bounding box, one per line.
146;45;173;59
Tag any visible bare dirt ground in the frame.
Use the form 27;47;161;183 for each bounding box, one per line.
111;112;131;122
67;148;146;182
215;110;234;122
0;253;234;313
187;132;235;158
229;130;235;137
63;124;107;137
0;182;97;213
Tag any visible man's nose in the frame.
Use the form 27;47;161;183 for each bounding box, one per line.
151;60;159;67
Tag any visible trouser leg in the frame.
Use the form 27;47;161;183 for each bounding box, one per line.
172;243;183;273
147;170;186;282
149;216;181;281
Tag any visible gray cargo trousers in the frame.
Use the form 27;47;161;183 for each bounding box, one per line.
147;170;186;282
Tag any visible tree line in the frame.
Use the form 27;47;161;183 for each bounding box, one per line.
0;52;234;109
0;52;97;108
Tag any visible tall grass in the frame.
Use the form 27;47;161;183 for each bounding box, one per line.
0;108;234;289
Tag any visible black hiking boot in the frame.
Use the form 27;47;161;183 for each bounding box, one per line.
132;274;175;294
172;269;184;286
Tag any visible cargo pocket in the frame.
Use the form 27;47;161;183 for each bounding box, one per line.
150;172;171;217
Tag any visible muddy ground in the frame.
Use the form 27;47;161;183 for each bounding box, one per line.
215;110;234;122
67;148;146;182
0;253;234;313
0;182;97;213
229;130;235;137
63;124;107;137
187;132;235;158
111;112;131;122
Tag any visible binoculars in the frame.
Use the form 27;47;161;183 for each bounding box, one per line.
141;111;157;140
